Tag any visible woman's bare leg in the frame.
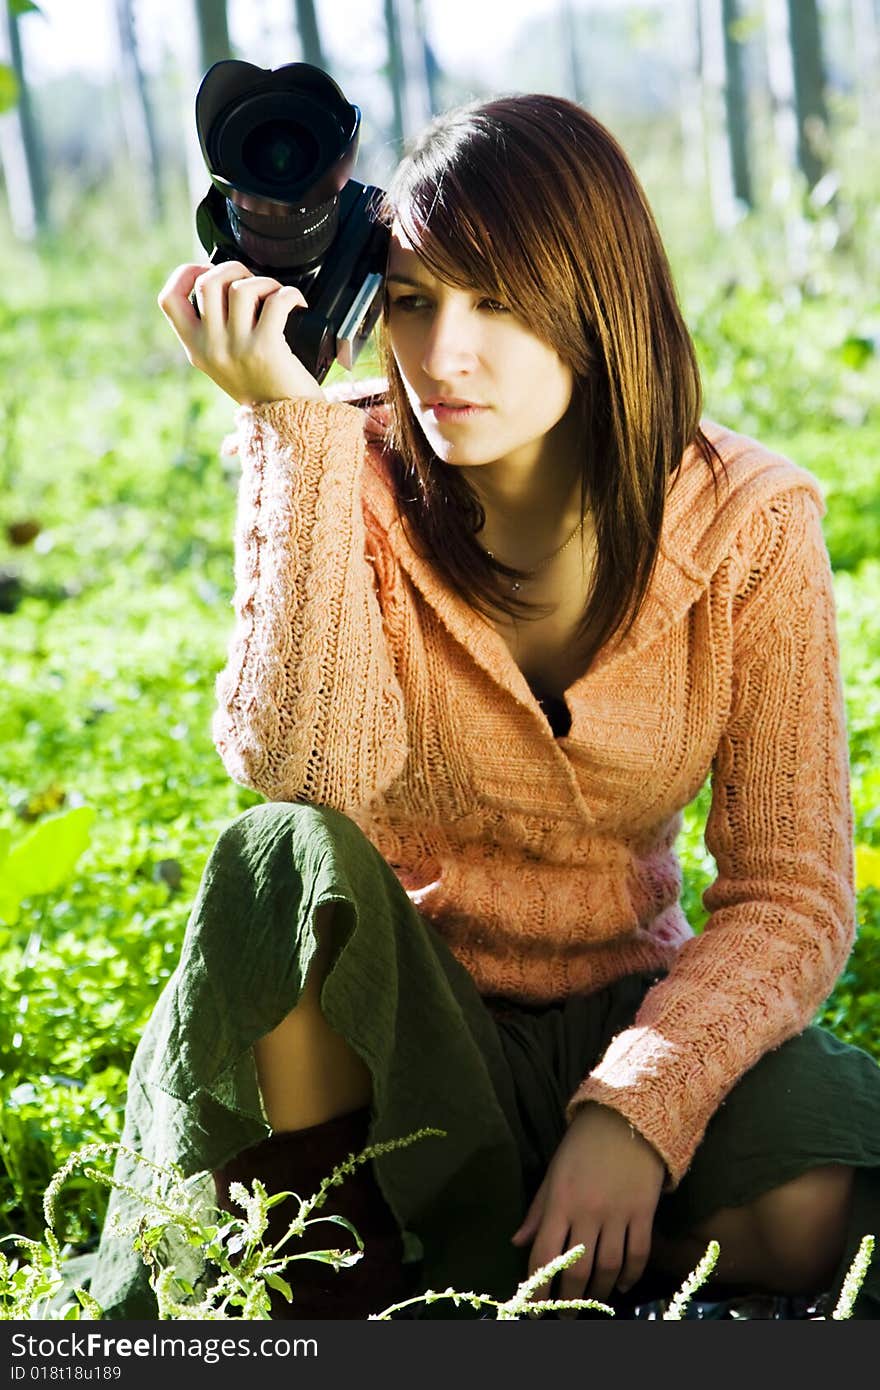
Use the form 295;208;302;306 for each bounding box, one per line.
649;1163;854;1295
252;901;372;1132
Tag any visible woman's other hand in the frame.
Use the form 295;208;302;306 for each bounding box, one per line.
157;261;326;407
511;1101;666;1305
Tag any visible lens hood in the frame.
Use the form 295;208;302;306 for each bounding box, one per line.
195;60;361;216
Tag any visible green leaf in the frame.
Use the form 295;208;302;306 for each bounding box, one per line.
287;1246;362;1268
2;806;96;902
0;883;20;926
10;2;43;17
264;1190;298;1209
318;1212;363;1247
138;1225;166;1251
838;336;875;370
0;64;19;114
263;1272;293;1302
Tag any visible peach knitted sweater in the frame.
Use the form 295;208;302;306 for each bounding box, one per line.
212;387;855;1185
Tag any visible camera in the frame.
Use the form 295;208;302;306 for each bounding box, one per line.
193;60;389;383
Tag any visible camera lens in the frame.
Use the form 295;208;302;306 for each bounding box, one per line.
196;62;365;272
241;120;319;186
227;192;339;267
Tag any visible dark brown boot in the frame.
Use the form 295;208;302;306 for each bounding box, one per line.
213;1106;419;1319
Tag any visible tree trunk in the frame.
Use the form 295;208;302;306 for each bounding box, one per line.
416;0;441;114
411;0;439;113
182;0;232;260
850;0;879;133
722;0;752;207
763;0;799;181
293;0;325;70
0;0;50;240
114;0;164;220
559;0;586;106
402;0;433;131
786;0;828;188
193;0;232;75
699;0;739;227
383;0;406;154
678;0;707;192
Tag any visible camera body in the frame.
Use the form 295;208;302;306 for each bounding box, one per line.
194;60;390;383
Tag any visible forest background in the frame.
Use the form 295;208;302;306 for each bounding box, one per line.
0;0;878;1277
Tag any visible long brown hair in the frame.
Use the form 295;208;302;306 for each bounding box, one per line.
374;94;723;670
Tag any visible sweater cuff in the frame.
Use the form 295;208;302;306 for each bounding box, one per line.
565;1025;705;1191
232;396;365;446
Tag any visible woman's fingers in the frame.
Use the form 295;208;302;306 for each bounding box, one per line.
616;1214;653;1294
580;1222;627;1302
227;278;308;351
157;262;212;341
511;1178;547;1247
192;261;252;350
526;1214;578;1301
157;258;324;404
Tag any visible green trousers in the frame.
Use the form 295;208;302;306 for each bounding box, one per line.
89;801;880;1319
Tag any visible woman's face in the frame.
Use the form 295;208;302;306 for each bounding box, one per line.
385;221;575;476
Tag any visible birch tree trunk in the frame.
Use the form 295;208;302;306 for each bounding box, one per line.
383;0;405;154
850;0;880;133
559;0;586;105
763;0;799;181
193;0;232;74
114;0;164;221
416;0;441;115
292;0;325;69
677;0;708;192
786;0;828;189
182;0;232;258
0;0;49;240
722;0;752;207
383;0;433;151
699;0;739;227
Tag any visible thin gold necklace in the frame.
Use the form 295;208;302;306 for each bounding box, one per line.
482;516;586;592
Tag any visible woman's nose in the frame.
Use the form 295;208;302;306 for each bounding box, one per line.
420;303;478;380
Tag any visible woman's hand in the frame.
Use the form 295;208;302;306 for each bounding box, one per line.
511;1101;666;1304
157;261;326;407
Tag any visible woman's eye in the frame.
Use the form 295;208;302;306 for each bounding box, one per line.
388;295;429;312
386;293;508;314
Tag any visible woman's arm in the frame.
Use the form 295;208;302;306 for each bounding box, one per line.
212;397;409;809
568;483;855;1186
156;259;409;809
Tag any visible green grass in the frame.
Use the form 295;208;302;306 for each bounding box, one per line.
1;156;878;1259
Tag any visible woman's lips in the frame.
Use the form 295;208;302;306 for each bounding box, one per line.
429;403;489;421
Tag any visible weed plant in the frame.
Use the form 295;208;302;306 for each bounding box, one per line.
0;1134;874;1322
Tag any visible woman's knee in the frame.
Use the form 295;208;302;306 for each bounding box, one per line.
752;1163;854;1292
252;899;372;1130
227;798;338;837
206;800;351;916
217;799;372;888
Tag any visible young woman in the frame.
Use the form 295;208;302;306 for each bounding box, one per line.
90;94;880;1320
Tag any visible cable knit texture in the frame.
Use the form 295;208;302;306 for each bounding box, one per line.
212;384;855;1187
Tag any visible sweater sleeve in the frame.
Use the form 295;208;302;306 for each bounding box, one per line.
566;484;855;1186
211;397;409;810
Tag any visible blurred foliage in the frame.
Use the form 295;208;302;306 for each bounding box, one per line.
0;112;878;1255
